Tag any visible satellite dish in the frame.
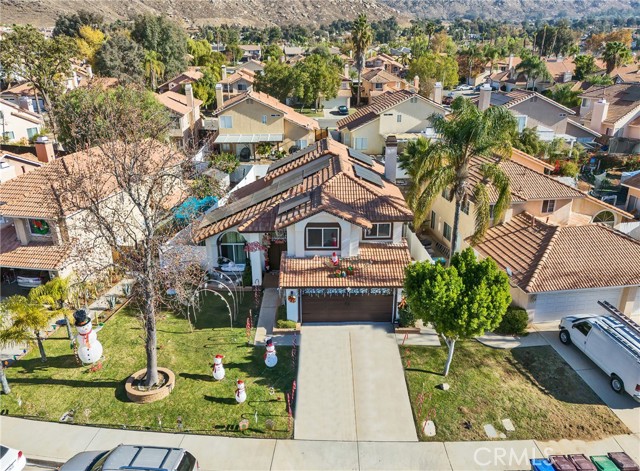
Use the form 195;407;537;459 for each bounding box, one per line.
505;266;513;277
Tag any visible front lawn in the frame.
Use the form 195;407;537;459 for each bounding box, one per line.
402;343;628;441
1;291;297;438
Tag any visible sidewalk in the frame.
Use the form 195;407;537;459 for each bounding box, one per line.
254;288;298;346
2;416;639;471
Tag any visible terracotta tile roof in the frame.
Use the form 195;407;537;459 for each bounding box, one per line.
361;68;404;83
543;58;575;82
155;91;202;116
2;82;36;96
509;148;555;171
219;69;256;85
622;172;640;190
194;138;413;241
279;242;411;288
473;212;640;293
213;90;319;131
580;84;640;126
158;70;203;90
337;90;444;131
0;244;71;270
609;63;640;83
470;89;575;114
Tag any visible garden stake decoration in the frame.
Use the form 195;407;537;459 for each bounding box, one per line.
264;338;278;367
291;334;297;370
212;354;225;380
246;315;252;344
73;309;104;365
286;392;293;431
235;379;247;403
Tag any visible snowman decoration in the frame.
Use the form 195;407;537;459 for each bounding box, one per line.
212;354;225;381
73;309;103;365
264;338;278;368
235;379;247;403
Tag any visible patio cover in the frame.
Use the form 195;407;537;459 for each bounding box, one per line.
214;134;284;144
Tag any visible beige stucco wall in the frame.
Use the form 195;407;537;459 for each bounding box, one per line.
572;197;624;225
218;101;285;135
510;99;569;134
283;120;315;151
0;101;42;141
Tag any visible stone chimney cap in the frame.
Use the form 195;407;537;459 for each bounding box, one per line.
598;98;608;104
481;84;492;90
215;83;223;90
386;135;398;146
36;136;49;144
185;83;193;91
435;82;442;88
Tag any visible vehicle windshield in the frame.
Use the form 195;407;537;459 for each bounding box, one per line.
177;452;197;471
89;451;111;471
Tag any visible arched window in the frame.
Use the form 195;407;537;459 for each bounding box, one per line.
592;211;615;227
218;231;247;264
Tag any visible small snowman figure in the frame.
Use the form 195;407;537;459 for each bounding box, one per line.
264;338;278;368
235;379;247;404
212;354;225;381
331;252;339;266
74;309;103;365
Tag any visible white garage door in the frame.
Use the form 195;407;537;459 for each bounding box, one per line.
321;97;348;111
532;288;623;322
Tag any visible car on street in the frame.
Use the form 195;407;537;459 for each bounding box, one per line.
337;105;349;116
59;445;198;471
455;84;474;91
0;445;26;471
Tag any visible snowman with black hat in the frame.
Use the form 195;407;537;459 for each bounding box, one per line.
73;309;103;365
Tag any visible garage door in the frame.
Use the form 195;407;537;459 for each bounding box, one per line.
302;295;393;323
532;288;622;322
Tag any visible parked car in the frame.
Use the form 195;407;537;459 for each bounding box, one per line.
455;84;474;91
337;105;349;116
0;445;26;471
559;300;640;401
59;445;198;471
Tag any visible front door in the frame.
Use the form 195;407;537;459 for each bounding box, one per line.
268;241;286;270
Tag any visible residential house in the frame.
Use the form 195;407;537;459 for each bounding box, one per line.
157;68;204;94
426;149;636;320
0;99;44;142
212;89;319;160
473;87;601;145
359;68;415;103
365;54;405;76
1;83;47;114
193;138;415;323
320;65;352;111
336;89;446;156
238;60;265;75
622;172;640;217
0;151;43;183
155;86;203;149
218;66;256;100
283;46;306;60
239;45;261;61
578;84;640;153
609;63;640;84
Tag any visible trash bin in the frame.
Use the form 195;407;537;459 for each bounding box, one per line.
608;452;640;471
532;459;556;471
591;456;620;471
550;455;578;471
568;455;597;471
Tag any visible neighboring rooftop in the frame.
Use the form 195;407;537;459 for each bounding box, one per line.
580;83;640;126
473;212;640;293
155;90;202;116
471;89;575;114
622;172;640;190
219;68;256;85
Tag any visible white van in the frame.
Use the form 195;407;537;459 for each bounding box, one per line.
559;300;640;402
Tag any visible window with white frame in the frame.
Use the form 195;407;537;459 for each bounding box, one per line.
541;200;556;213
305;224;340;249
375;83;384;90
221;143;232;152
261;115;267;124
461;199;470;215
220;116;233;129
354;137;367;150
515;115;527;132
218;231;247;264
364;223;392;239
27;128;38;139
430;211;436;230
296;139;308;149
489;204;495;219
443;222;452;241
397;114;402;123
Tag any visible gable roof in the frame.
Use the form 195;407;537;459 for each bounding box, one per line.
609;63;640;83
622;172;640;190
580;83;640;127
336;90;445;131
219;68;256;85
194;138;413;241
471;89;575;115
0;99;44;124
361;68;405;84
213;90;319;130
158;69;203;90
473;212;640;293
155;91;202;116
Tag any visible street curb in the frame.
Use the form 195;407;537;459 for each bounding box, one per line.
27;458;63;468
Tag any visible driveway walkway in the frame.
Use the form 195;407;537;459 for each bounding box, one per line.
294;324;417;442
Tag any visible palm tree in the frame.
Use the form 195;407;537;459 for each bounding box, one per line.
550;84;581;108
398;136;432;229
483;45;500;73
603;41;632;73
351;14;372;106
400;98;517;254
0;295;58;363
517;54;552;90
30;277;73;338
424;21;436;47
144;50;165;90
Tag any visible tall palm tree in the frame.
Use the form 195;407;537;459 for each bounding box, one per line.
398;136;432;229
603;41;632;74
550;84;581;108
144;50;165;91
30;276;73;338
351;14;372;106
400;98;517;254
483;44;500;73
0;295;58;363
517;54;552;90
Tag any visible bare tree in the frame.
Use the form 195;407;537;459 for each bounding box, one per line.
49;86;206;387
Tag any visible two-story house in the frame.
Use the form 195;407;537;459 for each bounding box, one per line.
218;67;256;100
193;138;414;323
337;89;447;156
425;148;638;320
239;45;261;61
320;66;352;111
365;54;405;76
0;151;43;183
155;85;203;149
360;68;415;104
157;68;203;94
0;99;44;142
212;90;319;160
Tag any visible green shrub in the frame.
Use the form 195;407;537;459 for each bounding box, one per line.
276;319;297;329
494;307;529;336
398;308;416;328
276;304;287;321
559;161;579;177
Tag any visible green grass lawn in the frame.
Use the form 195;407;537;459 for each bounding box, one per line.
402;343;629;442
1;291;297;438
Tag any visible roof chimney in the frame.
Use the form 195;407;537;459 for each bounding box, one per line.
413;75;420;91
221;65;227;81
344;62;350;79
590;98;609;135
215;83;224;107
86;65;93;79
384;135;398;183
185;83;195;109
432;82;443;105
478;85;492;111
34;136;55;163
508;54;514;70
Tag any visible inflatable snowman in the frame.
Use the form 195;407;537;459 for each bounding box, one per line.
264;338;278;368
212;354;225;381
235;379;247;403
73;309;103;365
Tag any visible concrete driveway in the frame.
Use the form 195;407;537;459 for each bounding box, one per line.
533;322;640;434
294;324;417;442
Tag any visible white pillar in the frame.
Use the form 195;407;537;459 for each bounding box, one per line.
285;289;299;322
246;233;263;286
